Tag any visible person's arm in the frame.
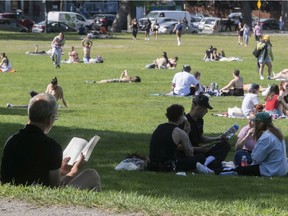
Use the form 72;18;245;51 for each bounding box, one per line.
172;127;194;157
58;87;68;108
269;46;274;61
45;84;51;94
220;79;235;92
200;134;226;145
235;127;254;150
0;58;4;67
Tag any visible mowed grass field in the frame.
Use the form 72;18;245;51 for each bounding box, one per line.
0;31;288;216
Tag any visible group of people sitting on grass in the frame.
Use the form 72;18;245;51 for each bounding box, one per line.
147;96;288;177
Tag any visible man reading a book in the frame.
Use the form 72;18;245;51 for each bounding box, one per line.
0;93;101;192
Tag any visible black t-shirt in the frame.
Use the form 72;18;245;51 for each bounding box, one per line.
0;124;62;186
186;114;204;147
149;123;177;161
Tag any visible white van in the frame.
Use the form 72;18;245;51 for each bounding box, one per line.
47;11;93;30
139;10;191;29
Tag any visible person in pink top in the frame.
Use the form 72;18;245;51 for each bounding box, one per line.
253;21;262;41
233;112;257;166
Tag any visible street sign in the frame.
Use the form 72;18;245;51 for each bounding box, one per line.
257;0;261;9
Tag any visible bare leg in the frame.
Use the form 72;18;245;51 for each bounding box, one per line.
267;62;272;77
68;169;101;192
259;63;264;79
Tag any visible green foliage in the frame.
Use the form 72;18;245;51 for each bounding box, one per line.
0;31;288;215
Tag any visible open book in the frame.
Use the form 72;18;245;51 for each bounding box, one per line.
63;135;100;165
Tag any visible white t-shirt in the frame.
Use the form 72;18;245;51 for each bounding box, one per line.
172;72;199;96
241;93;260;117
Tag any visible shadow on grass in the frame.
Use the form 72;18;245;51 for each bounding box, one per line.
1;122;288;204
0;31;128;42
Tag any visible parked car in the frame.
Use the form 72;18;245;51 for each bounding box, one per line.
91;14;116;31
32;21;77;33
198;17;220;31
260;18;279;30
0;12;34;31
0;19;28;32
139;17;177;31
191;16;202;29
158;21;195;34
202;18;228;33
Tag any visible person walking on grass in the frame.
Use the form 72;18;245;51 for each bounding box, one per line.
1;93;101;191
173;20;183;46
51;32;65;69
257;35;274;80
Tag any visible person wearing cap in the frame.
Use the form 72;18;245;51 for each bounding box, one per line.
147;104;205;172
179;95;231;175
171;65;202;96
81;33;93;63
257;35;274;80
1;93;101;191
51;32;65;69
241;83;260;117
220;112;287;176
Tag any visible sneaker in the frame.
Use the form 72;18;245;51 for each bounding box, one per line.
6;103;13;108
267;76;272;80
260;76;264;80
219;171;238;176
196;162;214;175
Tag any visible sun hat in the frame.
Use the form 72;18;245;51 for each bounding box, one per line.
193;95;213;110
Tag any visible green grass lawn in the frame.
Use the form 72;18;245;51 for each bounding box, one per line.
0;31;288;216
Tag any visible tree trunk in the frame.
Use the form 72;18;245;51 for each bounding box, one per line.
241;2;252;28
111;0;131;32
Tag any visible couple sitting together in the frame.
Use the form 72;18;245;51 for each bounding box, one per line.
147;95;287;177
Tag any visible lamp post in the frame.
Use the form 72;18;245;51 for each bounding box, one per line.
257;0;261;20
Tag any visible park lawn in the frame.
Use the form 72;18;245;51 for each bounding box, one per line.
0;31;288;216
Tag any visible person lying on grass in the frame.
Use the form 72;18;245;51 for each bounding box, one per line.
89;70;141;83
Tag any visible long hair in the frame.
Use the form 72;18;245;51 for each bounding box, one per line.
265;84;279;101
253;121;283;142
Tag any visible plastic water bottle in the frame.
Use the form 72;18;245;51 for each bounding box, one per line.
224;124;239;139
241;155;248;167
210;82;215;91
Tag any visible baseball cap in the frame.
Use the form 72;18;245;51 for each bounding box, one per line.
193;95;213;110
251;112;272;123
183;64;191;72
250;83;259;91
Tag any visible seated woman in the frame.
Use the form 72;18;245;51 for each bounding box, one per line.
234;112;256;166
0;53;15;72
271;69;288;80
62;46;79;63
264;84;282;118
220;69;244;96
95;70;141;83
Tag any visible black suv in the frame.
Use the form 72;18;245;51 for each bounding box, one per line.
0;13;34;31
91;14;116;31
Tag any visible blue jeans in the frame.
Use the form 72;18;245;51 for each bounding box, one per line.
234;150;253;167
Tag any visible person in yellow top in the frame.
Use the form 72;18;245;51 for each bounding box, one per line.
257;35;274;80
